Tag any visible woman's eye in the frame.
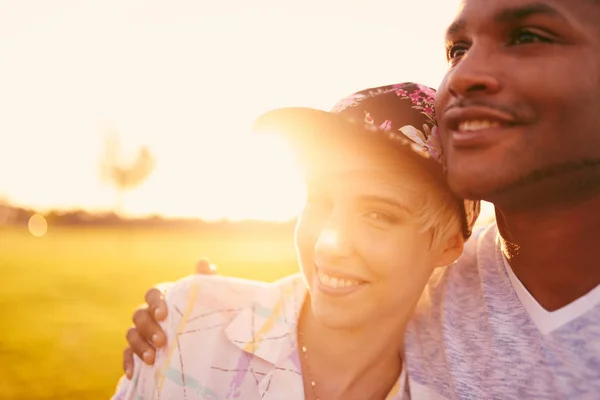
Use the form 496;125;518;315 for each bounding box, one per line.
365;211;395;224
511;29;553;45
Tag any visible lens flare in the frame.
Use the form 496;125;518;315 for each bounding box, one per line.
28;213;48;237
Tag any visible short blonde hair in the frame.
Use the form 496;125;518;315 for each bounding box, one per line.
379;143;464;251
414;178;464;250
326;135;465;250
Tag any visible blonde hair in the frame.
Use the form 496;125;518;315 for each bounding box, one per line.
333;135;465;250
379;143;464;251
414;178;464;250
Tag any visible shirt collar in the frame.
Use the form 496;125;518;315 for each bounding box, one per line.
224;273;407;399
225;274;306;366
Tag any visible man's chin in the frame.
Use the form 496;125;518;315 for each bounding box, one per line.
447;156;600;209
446;172;496;202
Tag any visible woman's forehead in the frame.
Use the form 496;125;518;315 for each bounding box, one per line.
304;155;426;195
304;166;424;213
304;141;424;180
306;167;420;188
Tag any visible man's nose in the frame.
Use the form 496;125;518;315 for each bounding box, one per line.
445;47;501;99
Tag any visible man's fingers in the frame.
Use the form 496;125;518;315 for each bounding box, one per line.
144;287;167;321
126;327;156;365
195;258;217;275
123;347;134;378
132;307;166;348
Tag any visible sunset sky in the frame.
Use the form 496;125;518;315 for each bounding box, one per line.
0;0;494;221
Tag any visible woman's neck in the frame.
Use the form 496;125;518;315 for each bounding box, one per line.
297;298;407;399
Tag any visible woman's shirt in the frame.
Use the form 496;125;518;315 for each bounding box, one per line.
112;273;406;400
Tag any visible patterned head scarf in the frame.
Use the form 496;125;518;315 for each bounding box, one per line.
254;82;481;238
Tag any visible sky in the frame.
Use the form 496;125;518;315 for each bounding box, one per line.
0;0;494;221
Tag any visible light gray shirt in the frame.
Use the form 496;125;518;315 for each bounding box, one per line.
404;224;600;399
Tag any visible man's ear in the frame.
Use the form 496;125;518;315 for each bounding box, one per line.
433;232;464;268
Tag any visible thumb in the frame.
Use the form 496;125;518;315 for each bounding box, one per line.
195;258;217;275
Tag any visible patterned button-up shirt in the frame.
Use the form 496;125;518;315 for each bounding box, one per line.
112;274;406;400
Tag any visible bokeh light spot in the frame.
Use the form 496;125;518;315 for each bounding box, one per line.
28;213;48;237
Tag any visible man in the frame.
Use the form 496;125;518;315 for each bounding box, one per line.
124;0;600;398
402;0;600;397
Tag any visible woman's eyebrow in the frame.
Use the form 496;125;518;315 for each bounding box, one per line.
356;195;413;213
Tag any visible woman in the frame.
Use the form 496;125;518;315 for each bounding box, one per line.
112;82;479;400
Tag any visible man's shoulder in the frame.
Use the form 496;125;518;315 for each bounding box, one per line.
404;223;501;398
430;224;496;287
411;223;498;318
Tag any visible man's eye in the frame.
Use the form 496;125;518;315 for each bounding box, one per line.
510;29;553;45
446;42;469;61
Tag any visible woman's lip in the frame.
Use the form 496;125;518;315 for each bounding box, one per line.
314;272;367;297
315;266;367;283
313;266;368;297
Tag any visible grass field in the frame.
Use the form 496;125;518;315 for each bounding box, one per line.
0;225;298;399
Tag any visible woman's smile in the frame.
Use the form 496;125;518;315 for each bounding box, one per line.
314;265;368;297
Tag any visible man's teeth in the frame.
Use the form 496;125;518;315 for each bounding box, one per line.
458;120;501;132
317;270;361;289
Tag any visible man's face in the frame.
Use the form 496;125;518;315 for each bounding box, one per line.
294;142;445;330
436;0;600;207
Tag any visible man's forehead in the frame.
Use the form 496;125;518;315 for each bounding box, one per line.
446;0;587;37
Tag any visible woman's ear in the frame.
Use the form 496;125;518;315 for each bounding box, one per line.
433;232;464;268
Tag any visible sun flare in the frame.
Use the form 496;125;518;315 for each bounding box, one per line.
0;0;465;222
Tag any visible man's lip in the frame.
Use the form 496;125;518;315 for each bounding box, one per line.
441;105;519;148
442;105;517;131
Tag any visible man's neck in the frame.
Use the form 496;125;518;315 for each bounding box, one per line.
495;193;600;311
298;300;406;399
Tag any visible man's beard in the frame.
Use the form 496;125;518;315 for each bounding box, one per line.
490;157;600;210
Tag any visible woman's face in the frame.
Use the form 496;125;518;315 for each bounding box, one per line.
295;141;451;330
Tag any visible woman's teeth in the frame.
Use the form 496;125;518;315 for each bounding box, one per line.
317;269;361;288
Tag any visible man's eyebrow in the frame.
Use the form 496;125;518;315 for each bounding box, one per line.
445;19;466;39
495;2;566;23
445;2;566;39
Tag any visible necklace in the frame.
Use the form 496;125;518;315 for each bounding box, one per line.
298;330;320;400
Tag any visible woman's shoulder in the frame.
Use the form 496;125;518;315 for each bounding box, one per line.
164;273;304;313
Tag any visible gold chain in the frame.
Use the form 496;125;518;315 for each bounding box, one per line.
298;330;320;400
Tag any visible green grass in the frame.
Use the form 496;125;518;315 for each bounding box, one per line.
0;225;298;399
